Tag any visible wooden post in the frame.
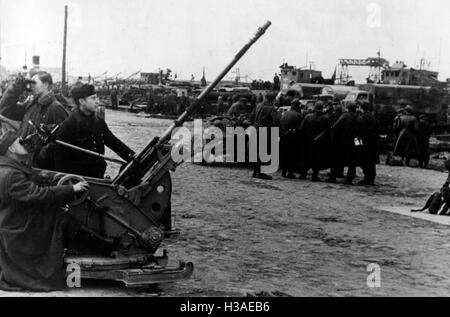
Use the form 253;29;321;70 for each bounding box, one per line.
62;5;68;95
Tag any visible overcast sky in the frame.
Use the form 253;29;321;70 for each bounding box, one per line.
0;0;449;82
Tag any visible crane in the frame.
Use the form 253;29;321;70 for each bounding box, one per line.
337;56;390;84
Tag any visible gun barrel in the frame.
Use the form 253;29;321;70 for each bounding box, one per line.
157;20;272;146
56;140;127;165
112;21;272;187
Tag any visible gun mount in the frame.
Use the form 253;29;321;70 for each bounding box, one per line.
31;21;272;287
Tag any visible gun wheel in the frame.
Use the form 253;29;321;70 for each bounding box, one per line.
57;174;89;206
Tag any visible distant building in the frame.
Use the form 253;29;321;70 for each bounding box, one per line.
279;63;323;90
381;61;439;86
141;72;160;85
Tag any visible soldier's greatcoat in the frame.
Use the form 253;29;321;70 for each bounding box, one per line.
0;156;76;291
55;109;134;178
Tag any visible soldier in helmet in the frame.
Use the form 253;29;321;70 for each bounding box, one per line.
299;101;331;181
327;102;360;185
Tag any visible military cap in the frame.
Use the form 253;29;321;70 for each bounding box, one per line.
71;84;96;101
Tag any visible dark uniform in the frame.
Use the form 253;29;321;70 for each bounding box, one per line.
55;109;135;178
330;106;343;126
110;89;119;110
0;155;78;291
299;105;331;181
417;115;431;168
358;111;380;185
329;110;359;184
280;103;302;178
393;108;420;166
251;99;279;179
328;106;344;178
146;93;154;114
273;74;280;91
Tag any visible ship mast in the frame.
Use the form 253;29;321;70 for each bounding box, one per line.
62;5;68;95
0;12;2;84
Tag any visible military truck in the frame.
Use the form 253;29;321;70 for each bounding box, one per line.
351;84;449;134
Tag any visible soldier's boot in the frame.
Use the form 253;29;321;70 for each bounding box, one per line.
257;173;273;180
311;171;321;182
357;180;374;186
336;171;345;179
345;166;356;185
287;171;296;179
252;165;260;179
281;169;287;178
405;158;411;167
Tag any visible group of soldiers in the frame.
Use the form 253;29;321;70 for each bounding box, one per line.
223;89;381;184
144;90;191;115
220;91;379;184
0;71;136;291
253;94;433;185
0;72;135;178
277;96;379;185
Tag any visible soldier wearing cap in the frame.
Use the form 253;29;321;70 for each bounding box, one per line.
55;84;135;178
0;72;68;167
0;130;91;291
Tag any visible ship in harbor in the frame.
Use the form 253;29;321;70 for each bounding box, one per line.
279;55;450;134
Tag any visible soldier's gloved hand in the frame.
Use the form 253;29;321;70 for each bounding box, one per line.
73;182;89;193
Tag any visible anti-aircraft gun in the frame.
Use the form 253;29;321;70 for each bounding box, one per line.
25;21;272;287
